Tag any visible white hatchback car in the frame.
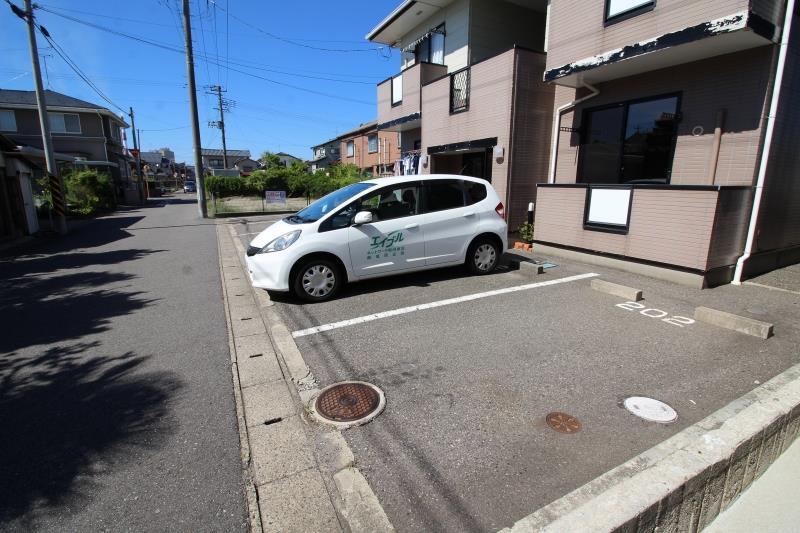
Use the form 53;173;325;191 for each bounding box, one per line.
245;175;508;302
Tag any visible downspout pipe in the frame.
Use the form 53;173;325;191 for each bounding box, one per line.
548;82;600;183
733;0;795;284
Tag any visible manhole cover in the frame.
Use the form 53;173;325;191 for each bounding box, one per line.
546;412;581;434
312;381;385;428
623;396;677;423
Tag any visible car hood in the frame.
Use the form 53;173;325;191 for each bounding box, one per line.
248;218;299;249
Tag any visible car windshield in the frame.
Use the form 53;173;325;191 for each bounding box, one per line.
289;182;374;223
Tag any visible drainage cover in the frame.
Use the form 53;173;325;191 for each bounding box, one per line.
313;381;385;426
546;412;581;434
624;396;677;423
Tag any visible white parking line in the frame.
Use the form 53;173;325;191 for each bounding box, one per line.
237;231;263;237
291;272;600;338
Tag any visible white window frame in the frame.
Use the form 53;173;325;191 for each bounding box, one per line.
605;0;654;22
0;109;17;132
346;140;354;157
368;134;378;154
391;75;403;106
48;112;82;134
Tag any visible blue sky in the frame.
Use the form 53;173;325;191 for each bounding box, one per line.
0;0;400;162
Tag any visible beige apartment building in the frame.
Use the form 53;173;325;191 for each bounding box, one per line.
535;0;800;286
368;0;555;228
339;121;402;177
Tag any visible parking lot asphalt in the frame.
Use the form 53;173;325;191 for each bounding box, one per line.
230;215;800;532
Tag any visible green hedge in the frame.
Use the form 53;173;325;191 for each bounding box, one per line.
63;169;115;215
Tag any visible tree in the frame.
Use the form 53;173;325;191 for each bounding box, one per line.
258;151;282;169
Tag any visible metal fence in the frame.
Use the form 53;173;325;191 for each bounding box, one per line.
450;68;470;113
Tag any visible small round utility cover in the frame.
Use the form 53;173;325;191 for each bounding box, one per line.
546;412;581;434
624;396;677;423
311;381;385;429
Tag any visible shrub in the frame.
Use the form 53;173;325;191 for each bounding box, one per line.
518;222;534;243
63;169;115;215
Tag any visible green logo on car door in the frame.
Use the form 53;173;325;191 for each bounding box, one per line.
366;230;405;260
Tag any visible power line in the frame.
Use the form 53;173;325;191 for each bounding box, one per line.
34;7;375;105
35;23;127;115
206;0;388;54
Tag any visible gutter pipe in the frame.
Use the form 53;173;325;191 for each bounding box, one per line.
548;82;600;183
733;0;795;284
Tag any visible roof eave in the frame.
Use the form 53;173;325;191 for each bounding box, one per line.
365;0;416;44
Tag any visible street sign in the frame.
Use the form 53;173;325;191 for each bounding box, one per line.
265;190;287;204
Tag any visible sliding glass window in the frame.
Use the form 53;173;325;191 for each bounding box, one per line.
578;94;679;184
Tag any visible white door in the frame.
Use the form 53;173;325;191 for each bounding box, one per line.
421;179;478;266
19;173;39;235
347;183;425;278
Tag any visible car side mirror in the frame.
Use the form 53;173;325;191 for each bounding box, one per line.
353;211;373;226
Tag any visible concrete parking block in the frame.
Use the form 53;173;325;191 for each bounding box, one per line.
242;381;297;427
250;415;316;486
258;468;341;533
237;352;284;388
591;278;644;301
519;261;544;275
694;307;774;339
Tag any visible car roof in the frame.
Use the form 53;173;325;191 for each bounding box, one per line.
364;174;487;188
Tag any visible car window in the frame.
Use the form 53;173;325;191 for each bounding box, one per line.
358;184;420;222
424;180;465;212
464;180;487;205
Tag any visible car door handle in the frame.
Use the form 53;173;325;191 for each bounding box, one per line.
404;223;419;230
463;212;476;217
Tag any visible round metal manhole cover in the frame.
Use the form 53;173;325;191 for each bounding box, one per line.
624;396;678;423
546;412;581;434
312;381;385;428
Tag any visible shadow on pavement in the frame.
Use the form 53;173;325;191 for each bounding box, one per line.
0;343;181;525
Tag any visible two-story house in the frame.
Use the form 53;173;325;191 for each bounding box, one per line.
367;0;555;227
309;139;341;172
534;0;799;286
200;148;251;171
0;89;130;196
338;121;402;177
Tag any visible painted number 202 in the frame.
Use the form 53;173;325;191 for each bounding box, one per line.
615;302;695;327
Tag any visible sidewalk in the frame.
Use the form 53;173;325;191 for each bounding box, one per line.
705;437;800;533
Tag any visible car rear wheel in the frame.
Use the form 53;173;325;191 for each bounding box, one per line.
466;237;499;275
293;259;341;302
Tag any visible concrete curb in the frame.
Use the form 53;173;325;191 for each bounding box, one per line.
694;307;774;339
216;224;263;533
220;223;393;532
591;279;644;301
500;362;800;533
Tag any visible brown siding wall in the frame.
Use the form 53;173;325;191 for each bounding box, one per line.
340;129;401;174
754;9;800;256
706;188;753;269
534;186;728;271
377;63;447;127
546;0;751;72
553;47;773;187
508;50;555;229
421;49;515;208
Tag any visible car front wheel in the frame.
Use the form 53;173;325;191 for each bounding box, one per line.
293;259;341;302
466;238;499;275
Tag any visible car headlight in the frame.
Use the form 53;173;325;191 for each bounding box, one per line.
260;230;301;253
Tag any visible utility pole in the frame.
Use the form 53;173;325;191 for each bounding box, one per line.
20;0;67;233
182;0;206;218
128;107;143;204
206;85;234;169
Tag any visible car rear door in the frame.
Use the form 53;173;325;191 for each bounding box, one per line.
420;179;479;266
346;182;426;278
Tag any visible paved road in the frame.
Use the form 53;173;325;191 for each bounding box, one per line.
0;198;247;531
231;214;800;533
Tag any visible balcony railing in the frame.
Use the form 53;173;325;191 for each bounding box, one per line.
449;67;470;114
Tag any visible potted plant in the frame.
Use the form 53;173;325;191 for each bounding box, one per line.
514;222;534;252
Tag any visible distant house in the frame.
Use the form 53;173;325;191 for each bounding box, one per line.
234;157;260;174
200;148;251;170
0;89;131;195
139;147;175;177
338;121;400;177
309;140;340;172
274;152;302;168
